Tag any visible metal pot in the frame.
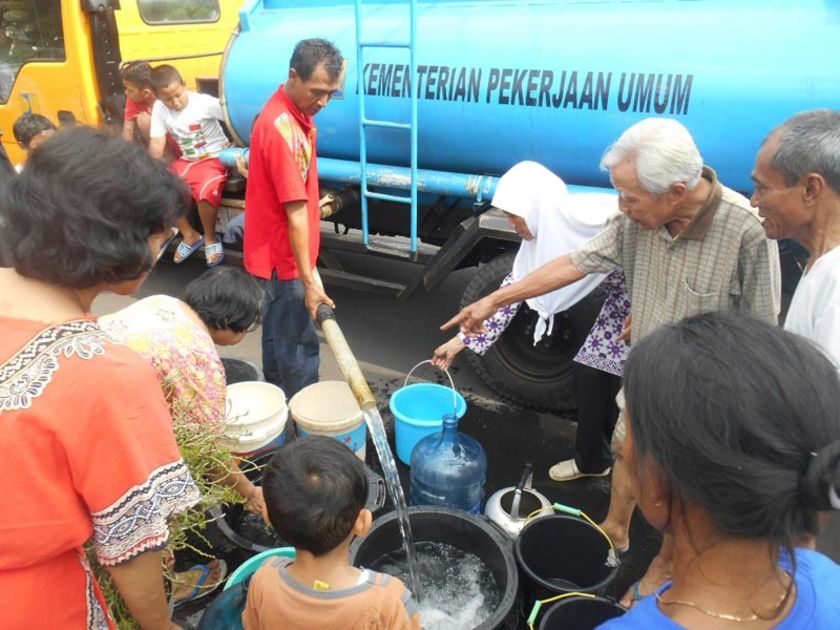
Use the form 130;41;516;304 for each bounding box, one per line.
484;464;552;537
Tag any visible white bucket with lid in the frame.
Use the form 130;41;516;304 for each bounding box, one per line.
290;380;367;460
224;381;288;455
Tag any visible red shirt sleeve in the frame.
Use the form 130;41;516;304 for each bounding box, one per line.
260;112;310;208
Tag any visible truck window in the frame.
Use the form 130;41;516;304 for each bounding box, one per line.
137;0;221;25
0;1;65;104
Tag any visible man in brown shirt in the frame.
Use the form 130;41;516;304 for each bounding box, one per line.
444;117;780;604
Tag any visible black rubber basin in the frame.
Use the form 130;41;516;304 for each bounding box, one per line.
515;515;619;607
350;507;519;629
221;357;264;384
539;595;625;629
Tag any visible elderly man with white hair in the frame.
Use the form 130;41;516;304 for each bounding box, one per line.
444;117;781;605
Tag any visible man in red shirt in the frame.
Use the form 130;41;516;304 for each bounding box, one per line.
244;38;343;397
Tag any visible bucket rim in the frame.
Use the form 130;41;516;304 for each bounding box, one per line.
227;380;286;394
388;383;468;423
224;546;296;590
292;410;364;432
289;380;364;431
538;594;625;629
514;514;619;594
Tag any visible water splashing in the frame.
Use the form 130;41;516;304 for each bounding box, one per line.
362;407;423;600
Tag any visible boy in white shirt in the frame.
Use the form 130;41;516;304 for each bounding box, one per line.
149;64;229;267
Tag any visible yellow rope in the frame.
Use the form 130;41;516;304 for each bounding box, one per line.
525;505;616;553
527;592;598;630
523;504;620;629
525;505;555;521
580;511;616;554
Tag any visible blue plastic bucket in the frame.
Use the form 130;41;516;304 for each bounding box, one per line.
224;547;296;590
389;361;467;465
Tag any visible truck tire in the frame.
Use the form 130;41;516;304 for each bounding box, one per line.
461;252;605;412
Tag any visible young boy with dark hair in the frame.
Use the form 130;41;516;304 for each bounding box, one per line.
243;436;420;629
120;61;156;145
149;64;230;267
12;113;55;172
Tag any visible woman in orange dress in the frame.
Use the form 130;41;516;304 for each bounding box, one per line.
0;127;200;629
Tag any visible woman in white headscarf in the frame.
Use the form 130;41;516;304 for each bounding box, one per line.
432;161;631;483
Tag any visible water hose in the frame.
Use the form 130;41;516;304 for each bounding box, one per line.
315;304;377;410
524;502;620;629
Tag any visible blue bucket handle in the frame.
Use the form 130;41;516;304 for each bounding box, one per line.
403;360;459;416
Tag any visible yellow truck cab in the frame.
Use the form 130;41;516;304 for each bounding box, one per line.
0;0;240;165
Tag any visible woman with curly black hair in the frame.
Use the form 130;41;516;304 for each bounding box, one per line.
0;126;199;629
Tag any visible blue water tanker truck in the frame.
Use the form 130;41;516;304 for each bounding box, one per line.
218;0;838;410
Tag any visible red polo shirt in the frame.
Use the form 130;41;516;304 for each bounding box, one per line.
244;87;320;280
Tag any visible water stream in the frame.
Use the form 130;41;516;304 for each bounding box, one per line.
372;541;500;630
361;407;423;600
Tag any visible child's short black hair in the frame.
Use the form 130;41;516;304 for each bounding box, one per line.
12;113;55;148
150;64;185;93
184;267;263;333
263;436;369;556
121;60;153;90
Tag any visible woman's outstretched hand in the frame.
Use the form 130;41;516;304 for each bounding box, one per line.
432;337;467;370
441;296;498;335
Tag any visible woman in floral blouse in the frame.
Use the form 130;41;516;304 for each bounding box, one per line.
432;161;629;484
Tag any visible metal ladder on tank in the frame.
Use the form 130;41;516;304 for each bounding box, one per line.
354;0;419;259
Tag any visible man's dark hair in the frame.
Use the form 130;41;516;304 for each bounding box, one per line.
12;113;56;148
150;64;185;93
289;38;343;82
120;60;153;90
263;436;368;556
0;126;188;288
184;267;263;333
624;311;840;549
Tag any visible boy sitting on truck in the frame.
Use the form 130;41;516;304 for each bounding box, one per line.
121;61;157;147
12;113;55;172
243;436;420;630
149;64;229;267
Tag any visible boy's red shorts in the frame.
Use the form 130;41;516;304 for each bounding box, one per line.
171;157;228;208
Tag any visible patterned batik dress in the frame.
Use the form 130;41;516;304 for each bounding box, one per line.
0;315;200;629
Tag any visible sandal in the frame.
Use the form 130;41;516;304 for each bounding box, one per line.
205;241;225;268
173;236;205;264
172;559;228;609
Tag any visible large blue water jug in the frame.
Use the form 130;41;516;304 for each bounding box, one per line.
409;414;487;514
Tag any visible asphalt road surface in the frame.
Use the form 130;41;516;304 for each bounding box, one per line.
91;252;839;628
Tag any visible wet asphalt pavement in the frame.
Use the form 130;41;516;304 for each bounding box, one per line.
93;252;836;629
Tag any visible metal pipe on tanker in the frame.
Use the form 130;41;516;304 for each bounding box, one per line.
223;0;840;194
319;157;498;201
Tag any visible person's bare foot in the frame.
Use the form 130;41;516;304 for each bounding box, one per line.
619;554;673;608
170;559;226;605
599;521;630;553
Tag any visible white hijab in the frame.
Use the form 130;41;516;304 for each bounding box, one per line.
491;161;619;344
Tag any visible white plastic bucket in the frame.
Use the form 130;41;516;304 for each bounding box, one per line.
224;381;288;455
290;381;367;460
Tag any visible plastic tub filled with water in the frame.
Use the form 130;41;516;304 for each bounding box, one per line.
350;507;519;629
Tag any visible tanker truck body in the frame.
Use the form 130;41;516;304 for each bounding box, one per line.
220;0;839;410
